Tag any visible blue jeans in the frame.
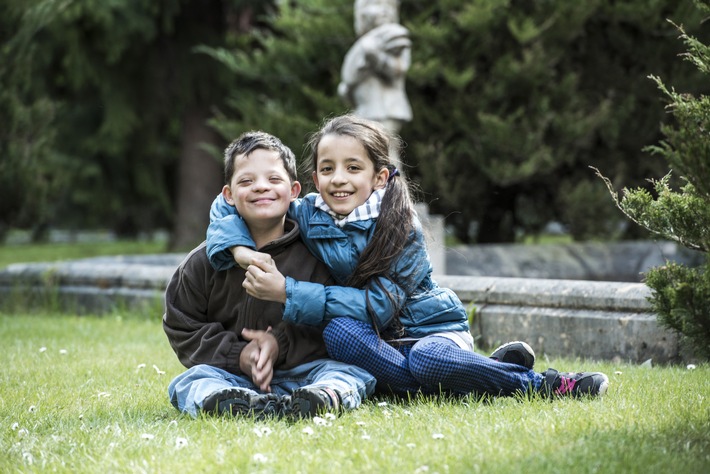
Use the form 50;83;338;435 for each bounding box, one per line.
323;317;543;396
169;359;376;417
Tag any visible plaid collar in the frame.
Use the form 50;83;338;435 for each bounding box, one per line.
315;188;386;227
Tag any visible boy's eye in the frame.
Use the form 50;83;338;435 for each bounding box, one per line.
238;179;252;185
269;176;283;183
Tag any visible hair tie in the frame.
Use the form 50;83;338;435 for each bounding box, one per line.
388;168;400;182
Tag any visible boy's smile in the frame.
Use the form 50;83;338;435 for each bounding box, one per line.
222;149;300;235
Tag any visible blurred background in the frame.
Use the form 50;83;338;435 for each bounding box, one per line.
2;0;709;254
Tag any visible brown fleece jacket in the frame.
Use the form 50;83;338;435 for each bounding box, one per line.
163;219;334;375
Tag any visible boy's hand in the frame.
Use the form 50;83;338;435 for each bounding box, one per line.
241;328;279;392
243;259;287;303
231;246;273;270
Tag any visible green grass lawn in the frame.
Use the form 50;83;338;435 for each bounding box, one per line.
0;240;168;269
1;312;708;474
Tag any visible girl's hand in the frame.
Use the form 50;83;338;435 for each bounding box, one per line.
231;246;273;270
242;259;287;303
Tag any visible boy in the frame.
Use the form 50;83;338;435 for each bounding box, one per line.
163;131;375;419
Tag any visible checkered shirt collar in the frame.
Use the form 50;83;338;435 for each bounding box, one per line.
315;188;386;227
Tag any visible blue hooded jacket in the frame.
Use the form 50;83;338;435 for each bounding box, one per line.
207;193;469;338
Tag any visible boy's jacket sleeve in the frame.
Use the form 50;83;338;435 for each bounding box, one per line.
206;194;257;270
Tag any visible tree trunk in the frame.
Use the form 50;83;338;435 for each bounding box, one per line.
169;105;223;251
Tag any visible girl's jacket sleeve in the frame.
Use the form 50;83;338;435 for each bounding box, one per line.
283;222;432;331
206;194;258;270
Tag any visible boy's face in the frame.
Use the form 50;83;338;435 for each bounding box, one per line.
222;149;300;228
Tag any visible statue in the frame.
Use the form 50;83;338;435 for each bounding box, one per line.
338;0;413;136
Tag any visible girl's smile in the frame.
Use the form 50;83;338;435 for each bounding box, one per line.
312;134;388;216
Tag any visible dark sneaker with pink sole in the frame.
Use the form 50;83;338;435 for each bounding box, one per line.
540;368;609;398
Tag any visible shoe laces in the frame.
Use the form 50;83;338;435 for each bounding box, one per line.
555;376;577;395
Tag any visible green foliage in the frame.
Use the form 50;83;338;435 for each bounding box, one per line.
597;13;710;359
199;0;353;178
0;0;245;238
645;261;710;359
402;0;708;243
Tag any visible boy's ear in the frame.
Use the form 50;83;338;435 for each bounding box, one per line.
373;167;390;190
222;185;236;206
290;180;302;201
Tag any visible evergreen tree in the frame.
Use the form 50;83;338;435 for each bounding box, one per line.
596;8;710;359
401;0;708;243
0;0;269;248
199;0;353;177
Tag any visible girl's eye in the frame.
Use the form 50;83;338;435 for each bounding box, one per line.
348;165;361;172
319;166;332;173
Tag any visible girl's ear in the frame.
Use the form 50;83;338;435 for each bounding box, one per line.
373;167;390;190
221;185;235;206
290;180;302;201
312;171;321;192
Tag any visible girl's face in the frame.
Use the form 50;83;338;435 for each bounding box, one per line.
312;133;389;217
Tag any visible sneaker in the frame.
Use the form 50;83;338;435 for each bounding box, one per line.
490;341;536;370
540;368;609;398
202;388;285;419
290;387;340;419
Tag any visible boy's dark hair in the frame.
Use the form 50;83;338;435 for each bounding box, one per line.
223;131;298;184
306;114;418;337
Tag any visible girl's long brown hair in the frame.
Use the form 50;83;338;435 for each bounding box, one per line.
306;115;420;337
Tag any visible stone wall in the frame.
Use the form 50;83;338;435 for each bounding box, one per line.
0;250;686;364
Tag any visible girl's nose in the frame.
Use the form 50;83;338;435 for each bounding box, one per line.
331;169;347;185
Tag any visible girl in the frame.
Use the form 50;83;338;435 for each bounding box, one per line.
207;115;608;399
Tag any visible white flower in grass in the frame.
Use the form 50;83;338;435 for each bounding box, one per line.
167;420;178;428
28;405;36;413
687;364;697;370
414;465;429;473
141;433;155;440
175;437;188;449
39;347;47;353
406;443;416;449
377;402;388;407
302;426;315;435
432;433;444;440
313;416;331;426
361;433;371;440
403;410;413;416
614;371;623;375
355;421;366;426
152;364;165;375
22;452;33;465
97;392;111;399
18;428;29;437
324;413;336;421
253;453;268;463
253;426;272;437
136;363;146;372
11;422;20;431
59;349;68;355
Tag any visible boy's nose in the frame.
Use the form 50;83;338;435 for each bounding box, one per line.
252;178;271;190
